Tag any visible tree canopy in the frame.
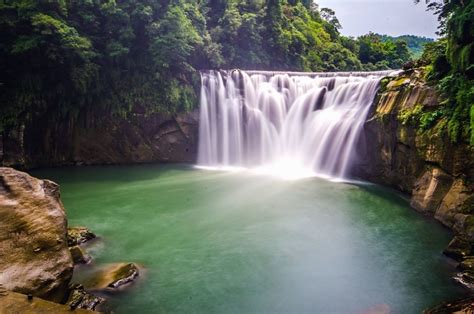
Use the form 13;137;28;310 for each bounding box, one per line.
0;0;415;132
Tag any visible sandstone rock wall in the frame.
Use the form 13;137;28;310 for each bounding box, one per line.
0;167;73;302
353;69;474;237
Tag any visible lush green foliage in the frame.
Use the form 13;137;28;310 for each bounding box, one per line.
376;34;434;58
353;33;412;70
0;0;414;132
415;0;473;144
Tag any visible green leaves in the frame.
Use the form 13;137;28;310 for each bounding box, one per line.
31;13;91;53
150;5;203;73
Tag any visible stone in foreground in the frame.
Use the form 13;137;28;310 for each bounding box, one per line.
83;263;140;290
70;245;92;264
0;167;73;302
0;290;96;313
68;226;97;247
66;284;106;311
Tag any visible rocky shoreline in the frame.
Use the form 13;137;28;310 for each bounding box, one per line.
0;167;141;312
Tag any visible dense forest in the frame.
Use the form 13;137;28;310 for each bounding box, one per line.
376;34;434;58
0;0;472;144
0;0;413;133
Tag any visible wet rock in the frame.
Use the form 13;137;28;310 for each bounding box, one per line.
443;236;472;261
0;167;73;303
70;246;91;264
0;290;95;313
454;271;474;290
458;257;474;271
424;296;474;313
85;263;140;290
68;227;96;247
66;284;105;311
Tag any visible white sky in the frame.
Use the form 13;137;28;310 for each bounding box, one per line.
316;0;439;38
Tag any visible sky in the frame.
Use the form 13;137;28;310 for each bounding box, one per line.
316;0;439;38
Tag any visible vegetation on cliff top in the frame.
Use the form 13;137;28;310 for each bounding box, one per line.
0;0;414;133
413;0;473;145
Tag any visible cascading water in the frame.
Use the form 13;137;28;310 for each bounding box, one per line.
197;70;396;179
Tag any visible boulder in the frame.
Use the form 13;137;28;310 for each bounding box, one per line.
68;227;96;247
83;263;140;291
454;271;474;290
70;246;92;264
66;284;105;311
0;167;73;302
443;236;472;261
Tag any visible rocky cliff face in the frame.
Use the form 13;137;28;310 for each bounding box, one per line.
0;167;73;302
0;109;199;169
353;69;474;238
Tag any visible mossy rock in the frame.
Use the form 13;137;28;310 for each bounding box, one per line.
68;227;96;247
82;263;140;291
386;77;410;90
66;284;105;311
379;76;395;93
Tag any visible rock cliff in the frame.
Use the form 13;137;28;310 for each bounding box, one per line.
354;69;473;238
0;109;199;169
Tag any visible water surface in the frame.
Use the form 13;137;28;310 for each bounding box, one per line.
34;164;463;313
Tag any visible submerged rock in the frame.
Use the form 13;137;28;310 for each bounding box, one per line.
66;284;105;311
68;227;96;247
444;236;472;261
70;246;92;264
84;263;140;290
0;167;73;303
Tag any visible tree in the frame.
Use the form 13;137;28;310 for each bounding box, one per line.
319;8;341;30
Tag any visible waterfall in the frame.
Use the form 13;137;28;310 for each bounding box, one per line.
197;70;396;179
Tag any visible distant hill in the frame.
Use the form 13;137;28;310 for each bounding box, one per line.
375;34;434;58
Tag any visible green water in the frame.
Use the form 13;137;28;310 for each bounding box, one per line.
34;164;464;313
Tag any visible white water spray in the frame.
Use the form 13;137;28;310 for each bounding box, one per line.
198;70;395;179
